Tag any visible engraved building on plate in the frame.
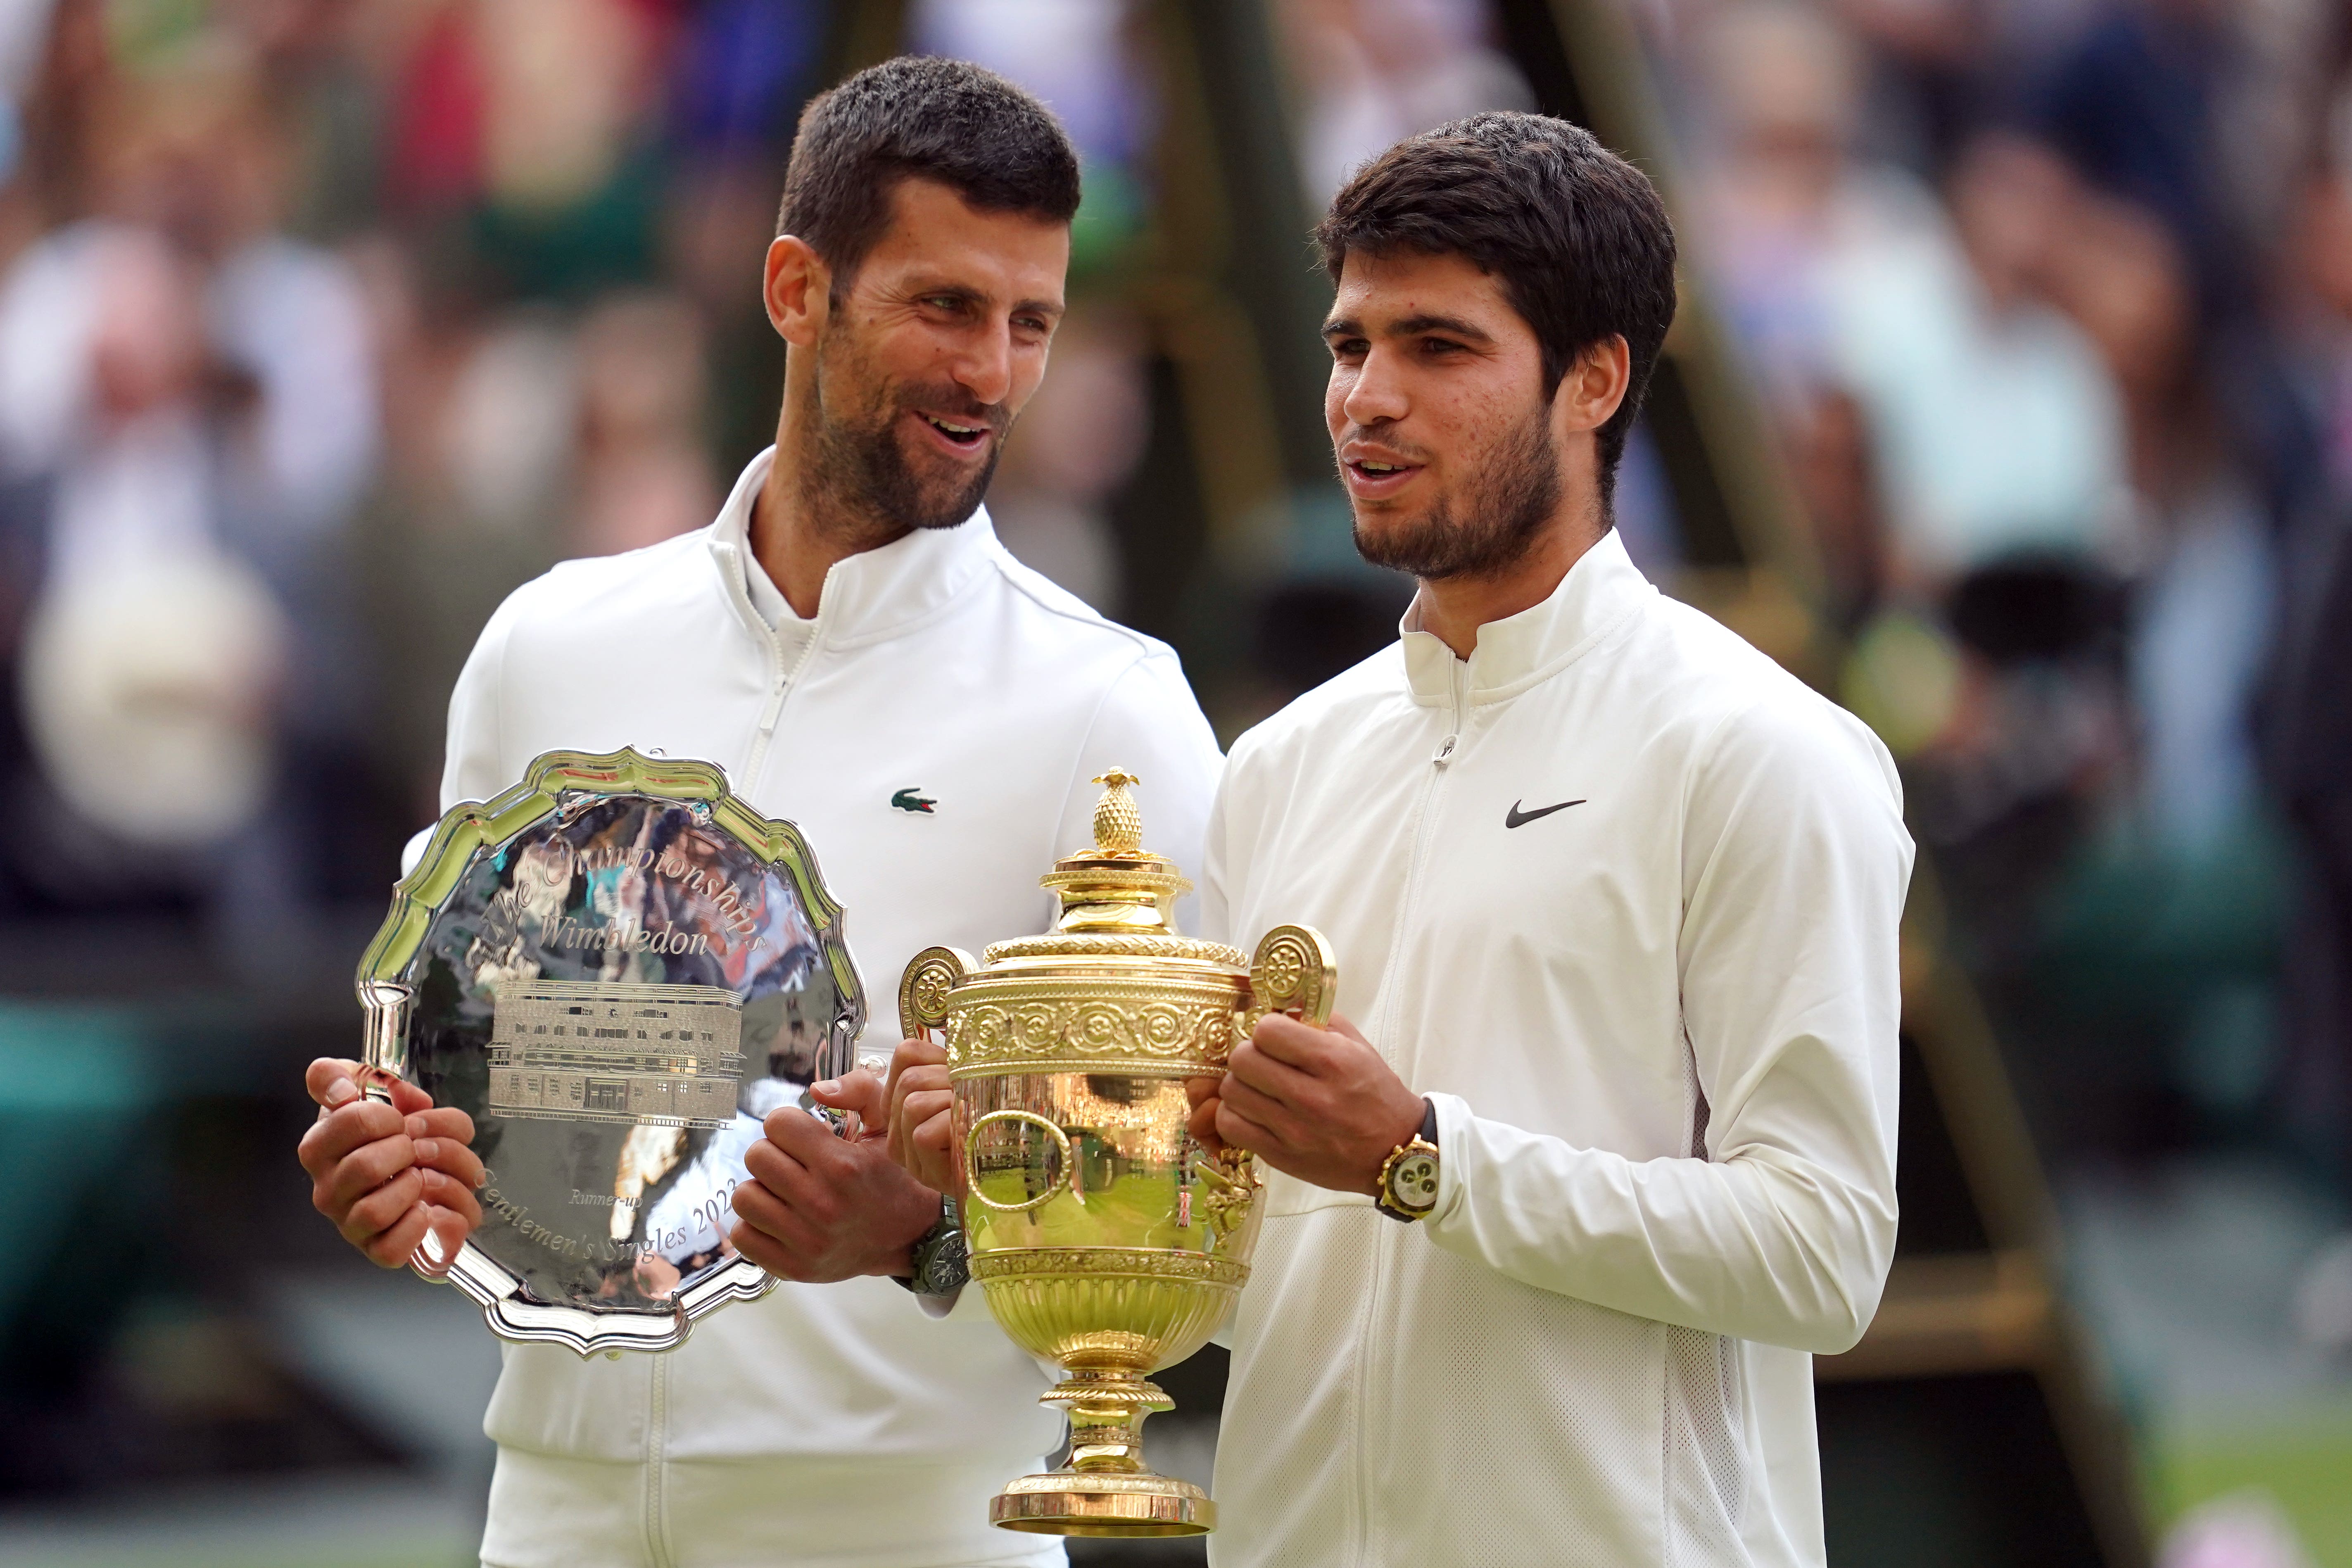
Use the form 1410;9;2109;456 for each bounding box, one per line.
488;979;745;1128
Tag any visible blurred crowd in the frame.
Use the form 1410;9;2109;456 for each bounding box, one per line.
0;0;2346;1203
1643;0;2352;1210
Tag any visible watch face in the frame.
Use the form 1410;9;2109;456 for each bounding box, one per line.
1389;1150;1440;1213
920;1228;970;1294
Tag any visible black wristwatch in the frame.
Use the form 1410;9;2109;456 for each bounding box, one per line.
1373;1098;1442;1223
896;1194;969;1297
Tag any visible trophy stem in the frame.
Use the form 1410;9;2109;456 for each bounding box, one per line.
1050;1368;1168;1473
988;1370;1213;1537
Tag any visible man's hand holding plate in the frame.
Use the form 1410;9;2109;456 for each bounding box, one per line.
298;1057;483;1270
730;1069;943;1282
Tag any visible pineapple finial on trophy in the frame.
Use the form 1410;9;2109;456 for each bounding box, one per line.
1090;769;1144;854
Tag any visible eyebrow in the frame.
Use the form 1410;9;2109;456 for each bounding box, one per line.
1321;311;1494;342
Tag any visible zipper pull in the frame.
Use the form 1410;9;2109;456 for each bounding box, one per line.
1432;734;1456;767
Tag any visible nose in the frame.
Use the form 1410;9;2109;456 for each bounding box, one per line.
952;317;1015;409
1336;343;1408;431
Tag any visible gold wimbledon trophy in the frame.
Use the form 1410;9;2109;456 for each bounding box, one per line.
898;770;1333;1538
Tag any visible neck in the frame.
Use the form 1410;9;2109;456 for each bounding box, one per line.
1415;506;1606;661
749;366;910;619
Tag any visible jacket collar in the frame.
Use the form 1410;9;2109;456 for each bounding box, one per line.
1398;528;1656;707
705;446;1001;648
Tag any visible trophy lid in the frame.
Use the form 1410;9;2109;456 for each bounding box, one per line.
980;770;1243;966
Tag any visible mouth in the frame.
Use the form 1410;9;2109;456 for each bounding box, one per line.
911;410;994;458
1342;454;1425;500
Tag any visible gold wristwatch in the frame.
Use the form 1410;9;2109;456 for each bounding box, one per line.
1374;1098;1441;1222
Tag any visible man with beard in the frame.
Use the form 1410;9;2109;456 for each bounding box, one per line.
878;113;1914;1566
295;58;1219;1568
1186;114;1914;1566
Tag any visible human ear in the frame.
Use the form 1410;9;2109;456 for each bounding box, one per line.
763;235;831;347
1554;335;1632;437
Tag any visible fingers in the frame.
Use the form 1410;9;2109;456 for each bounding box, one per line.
414;1171;482;1232
306;1057;364;1111
888;1061;951;1169
909;1105;961;1196
297;1098;406;1182
341;1165;425;1245
1245;1012;1348;1069
885;1036;948;1101
1186;1091;1225;1156
728;1212;813;1281
1227;1035;1316;1105
762;1105;852;1173
1215;1073;1294;1143
411;1131;485;1192
316;1133;422;1222
812;1067;887;1121
404;1106;476;1147
730;1171;821;1251
361;1201;434;1269
1215;1099;1274;1154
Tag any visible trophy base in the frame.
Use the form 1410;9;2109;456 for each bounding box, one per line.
990;1471;1214;1537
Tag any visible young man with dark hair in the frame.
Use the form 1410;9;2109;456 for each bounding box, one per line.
1193;113;1911;1564
296;57;1219;1568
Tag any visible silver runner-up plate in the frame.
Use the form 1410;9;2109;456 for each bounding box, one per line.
353;747;866;1355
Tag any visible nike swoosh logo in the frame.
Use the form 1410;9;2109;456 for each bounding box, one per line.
1505;798;1585;829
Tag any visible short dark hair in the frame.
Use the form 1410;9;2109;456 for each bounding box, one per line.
776;56;1081;291
1314;113;1678;506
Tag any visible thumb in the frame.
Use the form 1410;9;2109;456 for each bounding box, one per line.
811;1068;888;1129
306;1057;363;1109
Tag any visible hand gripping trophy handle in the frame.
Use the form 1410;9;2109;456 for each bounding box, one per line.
1193;926;1340;1231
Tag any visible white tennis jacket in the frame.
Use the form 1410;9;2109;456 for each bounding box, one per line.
1201;530;1914;1568
424;449;1223;1568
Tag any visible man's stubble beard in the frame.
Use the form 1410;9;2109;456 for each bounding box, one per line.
800;326;1004;542
1349;401;1563;582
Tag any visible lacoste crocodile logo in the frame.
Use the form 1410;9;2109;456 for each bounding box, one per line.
1504;798;1585;829
891;788;938;815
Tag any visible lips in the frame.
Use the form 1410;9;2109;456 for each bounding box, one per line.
912;409;995;456
1341;444;1425;499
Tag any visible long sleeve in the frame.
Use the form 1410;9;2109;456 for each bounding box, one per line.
1422;696;1914;1354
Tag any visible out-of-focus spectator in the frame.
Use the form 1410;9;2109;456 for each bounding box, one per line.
983;304;1147;611
1690;5;2129;590
1278;0;1534;204
0;44;374;911
1835;128;2130;586
570;289;718;558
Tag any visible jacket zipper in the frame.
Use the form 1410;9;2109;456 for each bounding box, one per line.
723;539;822;787
1352;665;1465;1559
744;625;818;785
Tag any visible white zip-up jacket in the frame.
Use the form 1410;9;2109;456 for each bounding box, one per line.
1200;530;1913;1568
427;449;1223;1568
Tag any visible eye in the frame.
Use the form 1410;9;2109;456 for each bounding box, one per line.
1421;337;1466;356
1329;337;1368;361
922;295;967;314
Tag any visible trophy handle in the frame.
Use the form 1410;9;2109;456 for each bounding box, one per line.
354;980;416;1104
1238;924;1337;1044
898;946;975;1043
964;1109;1079;1212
